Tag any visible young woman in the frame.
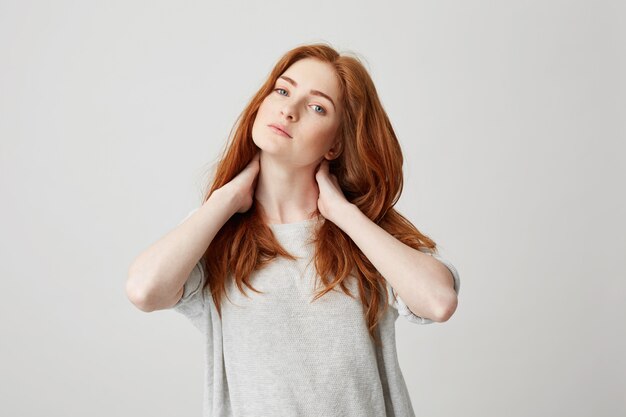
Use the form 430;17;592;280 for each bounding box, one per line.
127;43;461;417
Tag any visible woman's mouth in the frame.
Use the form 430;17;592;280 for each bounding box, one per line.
268;124;292;138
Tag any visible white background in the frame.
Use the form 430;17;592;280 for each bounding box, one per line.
1;1;624;416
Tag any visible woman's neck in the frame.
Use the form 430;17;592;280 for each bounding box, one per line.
254;155;320;225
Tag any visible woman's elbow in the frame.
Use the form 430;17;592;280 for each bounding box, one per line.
434;292;458;322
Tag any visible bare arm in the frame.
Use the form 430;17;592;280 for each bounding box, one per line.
126;152;259;312
314;159;458;323
126;188;238;312
335;204;458;322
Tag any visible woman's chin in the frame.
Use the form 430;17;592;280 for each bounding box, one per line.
252;136;290;153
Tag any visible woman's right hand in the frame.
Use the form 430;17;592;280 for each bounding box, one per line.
221;151;261;213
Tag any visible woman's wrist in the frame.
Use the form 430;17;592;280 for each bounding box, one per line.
209;186;240;216
331;202;359;229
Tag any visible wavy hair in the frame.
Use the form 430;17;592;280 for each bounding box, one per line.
199;42;438;346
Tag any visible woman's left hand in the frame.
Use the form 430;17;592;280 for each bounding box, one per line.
314;159;354;225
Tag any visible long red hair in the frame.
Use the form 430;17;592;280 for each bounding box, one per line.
199;42;438;346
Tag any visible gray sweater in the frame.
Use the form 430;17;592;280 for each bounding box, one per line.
171;209;460;416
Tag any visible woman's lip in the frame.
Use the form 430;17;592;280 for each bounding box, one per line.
268;125;292;138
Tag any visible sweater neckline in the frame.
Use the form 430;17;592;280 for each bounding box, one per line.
268;216;322;232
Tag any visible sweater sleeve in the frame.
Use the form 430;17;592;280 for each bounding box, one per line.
169;207;209;332
388;249;460;325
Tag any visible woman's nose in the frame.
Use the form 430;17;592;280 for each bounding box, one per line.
280;103;297;121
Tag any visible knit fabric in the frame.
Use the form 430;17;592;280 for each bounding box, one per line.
171;208;460;417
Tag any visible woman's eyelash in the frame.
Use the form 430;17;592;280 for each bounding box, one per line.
273;88;326;114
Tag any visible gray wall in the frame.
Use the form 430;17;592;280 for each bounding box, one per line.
1;0;624;416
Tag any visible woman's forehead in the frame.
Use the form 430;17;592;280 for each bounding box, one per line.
280;58;341;99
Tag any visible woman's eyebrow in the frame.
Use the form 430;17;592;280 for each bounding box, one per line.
278;76;336;110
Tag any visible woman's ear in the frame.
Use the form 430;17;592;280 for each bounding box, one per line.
324;140;342;161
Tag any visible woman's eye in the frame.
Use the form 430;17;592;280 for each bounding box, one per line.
274;87;326;115
311;104;326;114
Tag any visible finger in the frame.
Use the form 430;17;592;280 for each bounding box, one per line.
315;164;330;183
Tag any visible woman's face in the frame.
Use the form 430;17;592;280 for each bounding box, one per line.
252;58;342;167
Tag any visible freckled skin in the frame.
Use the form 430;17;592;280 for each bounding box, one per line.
251;57;343;167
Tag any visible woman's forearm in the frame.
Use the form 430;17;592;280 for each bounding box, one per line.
334;204;457;322
126;188;238;312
